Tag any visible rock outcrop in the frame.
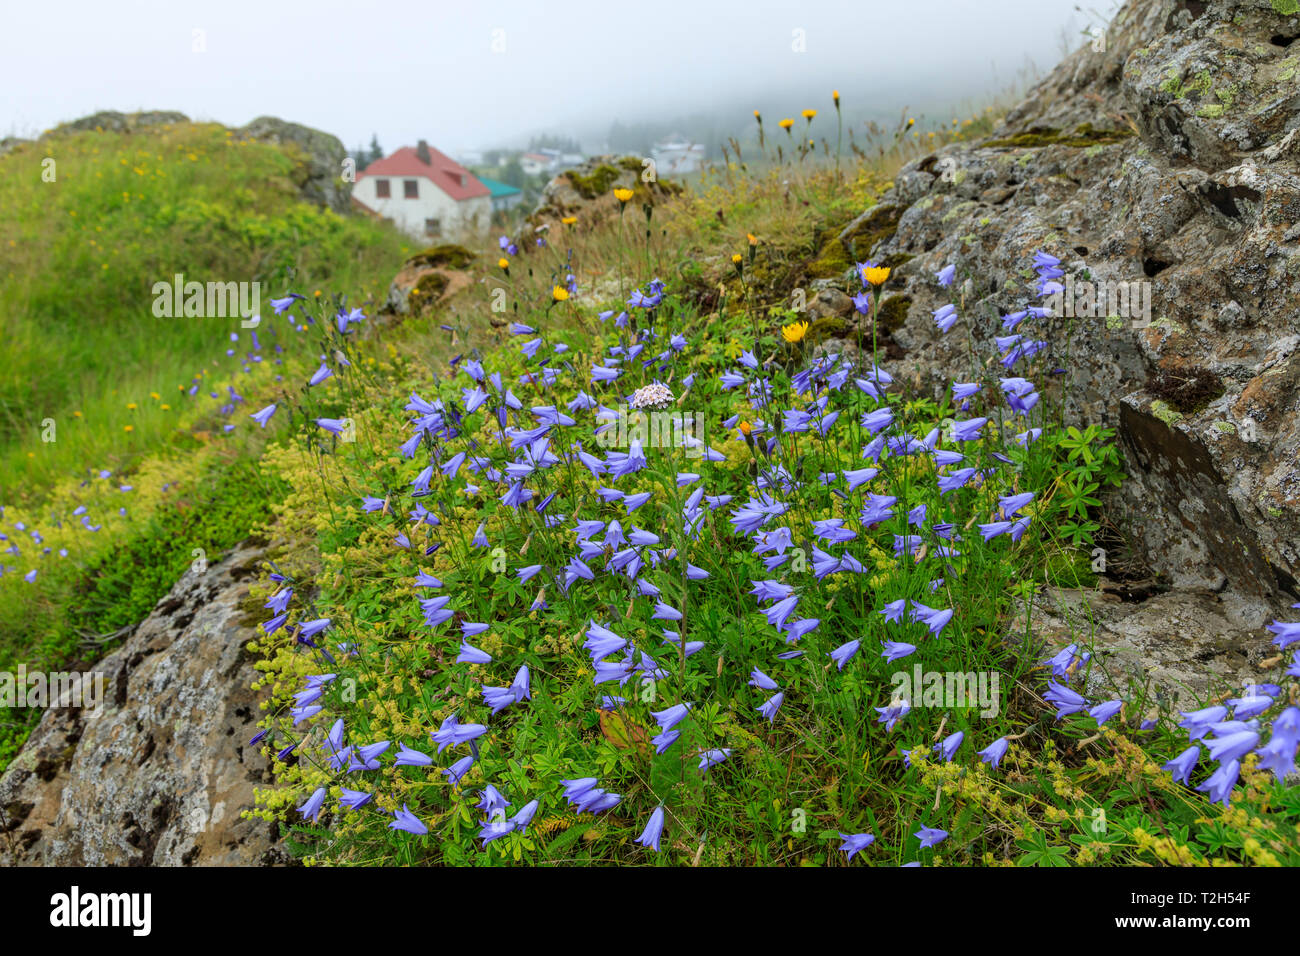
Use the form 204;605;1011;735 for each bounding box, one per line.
55;110;191;135
828;0;1297;619
235;116;353;214
0;543;284;866
529;155;682;235
382;244;477;317
818;0;1300;701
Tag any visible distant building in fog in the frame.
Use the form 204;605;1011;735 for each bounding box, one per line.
652;134;705;175
353;139;491;241
478;176;524;213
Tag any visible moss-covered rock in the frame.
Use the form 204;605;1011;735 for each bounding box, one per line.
410;271;450;308
566;163;623;199
406;244;475;270
983;123;1135;149
840;203;902;261
1147;366;1224;415
807;316;851;343
806;235;852;279
877;294;911;332
878;251;915;271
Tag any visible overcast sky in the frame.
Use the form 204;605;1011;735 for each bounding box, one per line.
3;0;1109;155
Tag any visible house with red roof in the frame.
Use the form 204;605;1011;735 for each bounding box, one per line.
353;140;492;241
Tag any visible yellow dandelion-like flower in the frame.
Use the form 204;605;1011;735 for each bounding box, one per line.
747;233;758;245
73;410;82;418
150;391;160;400
907;117;915;127
802;109;817;120
552;285;570;301
833;90;840;104
561;216;577;225
778;118;794;130
161;403;171;410
753;110;762;122
123;425;134;433
782;319;809;343
863;265;891;286
739;421;753;437
126;402;137;410
612;187;634;203
731;253;743;265
498;257;509;270
314;289;322;297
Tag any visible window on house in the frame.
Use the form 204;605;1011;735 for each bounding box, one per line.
374;178;390;198
424;218;442;237
404;179;419;198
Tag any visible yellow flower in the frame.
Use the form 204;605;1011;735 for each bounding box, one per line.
747;233;757;245
907;117;915;127
123;425;134;433
150;391;160;400
863;265;891;286
802;109;817;120
833;90;840;104
781;319;809;343
126;402;137;410
552;285;570;301
731;253;743;265
498;257;510;270
612;187;634;203
160;404;171;410
73;410;82;418
314;289;322;297
778;118;794;130
561;216;577;225
739;421;753;437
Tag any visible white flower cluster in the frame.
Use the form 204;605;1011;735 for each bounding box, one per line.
630;382;674;411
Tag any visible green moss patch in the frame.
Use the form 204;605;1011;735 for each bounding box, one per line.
877;294;911;332
567;164;623;199
841;203;902;261
983;123;1135;149
406;244;475;270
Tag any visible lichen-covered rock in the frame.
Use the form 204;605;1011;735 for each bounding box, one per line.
235;116;352;214
832;0;1299;615
1014;585;1277;707
529;156;681;235
54;110;191;135
383;245;476;317
0;543;285;866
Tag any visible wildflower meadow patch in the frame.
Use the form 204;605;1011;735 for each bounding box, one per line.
238;200;1300;867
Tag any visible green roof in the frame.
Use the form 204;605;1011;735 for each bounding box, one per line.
478;176;522;198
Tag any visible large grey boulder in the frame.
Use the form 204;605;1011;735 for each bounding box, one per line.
0;542;285;866
235;116;353;213
832;0;1299;616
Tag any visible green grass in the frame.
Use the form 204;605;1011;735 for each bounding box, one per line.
0;120;411;491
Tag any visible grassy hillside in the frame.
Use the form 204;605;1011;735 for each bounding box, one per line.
0;120;411;490
0;119;412;769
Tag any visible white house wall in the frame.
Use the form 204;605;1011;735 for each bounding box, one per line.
353;177;491;242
